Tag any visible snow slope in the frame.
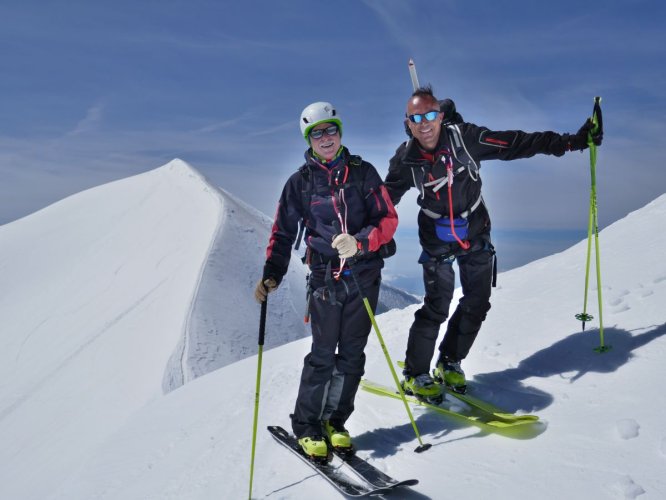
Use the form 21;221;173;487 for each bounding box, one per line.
1;163;665;499
163;182;311;389
0;159;221;500
169;181;418;388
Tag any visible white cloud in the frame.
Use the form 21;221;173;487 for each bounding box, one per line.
66;103;104;137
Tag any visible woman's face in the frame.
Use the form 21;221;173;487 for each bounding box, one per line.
309;122;341;161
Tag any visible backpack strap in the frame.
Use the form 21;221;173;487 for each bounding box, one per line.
348;154;362;168
446;124;480;180
336;154;365;194
294;154;366;252
294;163;310;251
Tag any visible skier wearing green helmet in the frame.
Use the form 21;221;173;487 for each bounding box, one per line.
255;101;398;461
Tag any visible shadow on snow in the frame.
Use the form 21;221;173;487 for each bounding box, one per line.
472;323;666;413
354;323;666;459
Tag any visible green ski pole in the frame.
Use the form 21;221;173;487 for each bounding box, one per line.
577;191;595;331
575;97;610;352
334;222;430;453
248;298;267;499
348;262;431;453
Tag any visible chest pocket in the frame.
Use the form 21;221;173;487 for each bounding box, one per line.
422;154;466;195
295;159;367;249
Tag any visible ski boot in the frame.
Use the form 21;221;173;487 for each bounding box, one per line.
324;420;353;455
402;373;443;404
435;357;467;394
298;434;329;463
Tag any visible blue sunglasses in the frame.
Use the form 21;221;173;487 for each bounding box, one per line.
407;110;440;123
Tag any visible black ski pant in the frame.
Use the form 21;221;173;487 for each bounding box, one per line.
291;266;381;439
404;244;494;377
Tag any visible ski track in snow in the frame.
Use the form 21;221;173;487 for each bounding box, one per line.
166;182;418;392
1;277;167;422
174;187;309;388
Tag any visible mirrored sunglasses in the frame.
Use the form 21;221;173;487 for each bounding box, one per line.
407;110;440;124
309;124;339;139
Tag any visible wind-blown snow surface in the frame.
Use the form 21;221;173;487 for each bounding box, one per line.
1;161;664;499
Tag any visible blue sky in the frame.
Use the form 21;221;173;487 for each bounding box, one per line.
2;1;665;292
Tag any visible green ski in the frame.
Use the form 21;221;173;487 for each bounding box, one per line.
360;379;538;429
395;361;538;423
437;384;538;423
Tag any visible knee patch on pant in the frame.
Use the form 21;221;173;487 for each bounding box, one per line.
458;302;491;335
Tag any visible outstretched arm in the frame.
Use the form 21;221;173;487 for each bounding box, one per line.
458;116;603;162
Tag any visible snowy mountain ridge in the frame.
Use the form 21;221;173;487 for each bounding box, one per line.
1;160;664;499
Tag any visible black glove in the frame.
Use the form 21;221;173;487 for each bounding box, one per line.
568;117;603;151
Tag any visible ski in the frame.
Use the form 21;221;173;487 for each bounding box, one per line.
333;449;418;490
396;361;538;422
268;425;410;497
360;379;538;429
436;380;539;423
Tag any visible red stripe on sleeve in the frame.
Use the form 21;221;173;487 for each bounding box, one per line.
265;202;281;260
367;185;398;252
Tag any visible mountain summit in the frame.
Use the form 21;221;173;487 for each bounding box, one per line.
3;161;662;499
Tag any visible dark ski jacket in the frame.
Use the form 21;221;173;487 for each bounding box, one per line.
385;122;575;257
263;147;398;285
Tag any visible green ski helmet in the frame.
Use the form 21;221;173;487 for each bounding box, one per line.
299;101;343;142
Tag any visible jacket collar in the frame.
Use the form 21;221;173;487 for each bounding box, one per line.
403;131;450;165
305;146;348;170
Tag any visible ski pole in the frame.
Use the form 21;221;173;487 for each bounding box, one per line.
248;298;267;499
577;193;594;331
346;261;431;452
589;97;609;353
575;97;610;353
334;223;430;452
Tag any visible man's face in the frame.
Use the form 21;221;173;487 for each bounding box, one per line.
309;122;341;161
406;96;442;151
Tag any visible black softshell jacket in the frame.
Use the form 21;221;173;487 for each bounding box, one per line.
384;122;572;255
264;147;398;285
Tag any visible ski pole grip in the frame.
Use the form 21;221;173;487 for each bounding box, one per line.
592;96;603;135
258;298;267;346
